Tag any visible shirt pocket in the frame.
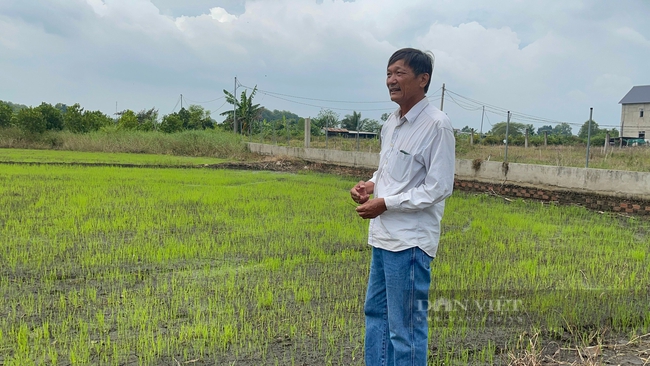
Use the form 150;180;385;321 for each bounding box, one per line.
388;151;413;182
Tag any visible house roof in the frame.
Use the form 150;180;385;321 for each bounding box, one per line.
620;85;650;104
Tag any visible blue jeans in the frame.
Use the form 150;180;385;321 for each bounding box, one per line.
364;246;433;366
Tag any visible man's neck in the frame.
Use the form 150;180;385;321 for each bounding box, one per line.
399;95;426;118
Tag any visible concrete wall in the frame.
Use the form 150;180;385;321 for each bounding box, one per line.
248;143;379;169
248;142;650;202
455;159;650;200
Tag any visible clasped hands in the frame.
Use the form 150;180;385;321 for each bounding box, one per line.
350;181;386;219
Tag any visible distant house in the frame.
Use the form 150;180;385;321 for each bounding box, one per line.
324;128;349;137
324;127;378;139
619;85;650;139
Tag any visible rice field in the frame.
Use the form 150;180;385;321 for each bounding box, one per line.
1;158;649;365
0;148;226;166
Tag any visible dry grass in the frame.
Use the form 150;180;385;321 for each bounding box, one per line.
455;137;650;172
507;333;544;366
0;127;252;160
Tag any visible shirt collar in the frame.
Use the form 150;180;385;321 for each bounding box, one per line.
394;97;430;127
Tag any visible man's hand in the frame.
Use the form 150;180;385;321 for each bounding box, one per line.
350;181;370;204
356;198;387;219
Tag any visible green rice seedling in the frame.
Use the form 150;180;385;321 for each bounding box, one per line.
1;160;649;365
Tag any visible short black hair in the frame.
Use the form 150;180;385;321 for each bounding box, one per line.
388;48;434;93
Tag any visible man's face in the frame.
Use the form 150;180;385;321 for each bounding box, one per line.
386;59;428;107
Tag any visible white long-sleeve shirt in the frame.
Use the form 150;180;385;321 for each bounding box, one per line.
367;97;455;258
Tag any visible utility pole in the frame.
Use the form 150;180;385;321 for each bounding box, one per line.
356;116;360;151
325;113;329;149
619;117;624;148
504;111;511;162
233;77;238;134
180;94;183;110
479;106;485;138
525;128;529;148
440;83;445;111
586;107;593;168
544;131;548;146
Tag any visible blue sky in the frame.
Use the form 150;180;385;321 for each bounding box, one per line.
1;0;649;134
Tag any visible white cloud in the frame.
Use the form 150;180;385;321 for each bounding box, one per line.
209;7;237;23
1;0;649;129
615;27;650;48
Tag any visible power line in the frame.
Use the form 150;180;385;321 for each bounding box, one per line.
183;95;225;104
445;88;620;128
446;93;484;111
239;83;393;105
210;100;230;114
428;86;442;98
170;95;181;114
484;111;493;127
236;87;393;112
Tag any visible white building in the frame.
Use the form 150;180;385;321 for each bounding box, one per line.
619;85;650;139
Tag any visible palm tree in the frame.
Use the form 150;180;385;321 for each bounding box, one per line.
221;86;262;134
340;111;363;131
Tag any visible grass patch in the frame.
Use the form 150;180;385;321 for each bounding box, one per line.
0;164;648;365
0;128;251;160
0;148;226;166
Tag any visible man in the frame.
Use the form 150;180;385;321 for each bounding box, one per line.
350;48;455;365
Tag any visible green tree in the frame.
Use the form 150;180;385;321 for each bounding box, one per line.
15;107;46;134
313;109;340;133
605;128;619;138
221;86;262;133
0;101;12;127
537;125;553;135
187;105;214;130
178;107;191;129
160;113;183;133
84;110;113;131
63;103;86;133
35;102;64;131
259;108;300;123
380;112;391;122
118;110;139;130
136;107;159;131
489;121;528;137
552;123;573;136
54;103;68;114
3;100;28;113
578;120;600;139
461;126;473;133
363;118;382;133
341;111;362;131
525;124;535;136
